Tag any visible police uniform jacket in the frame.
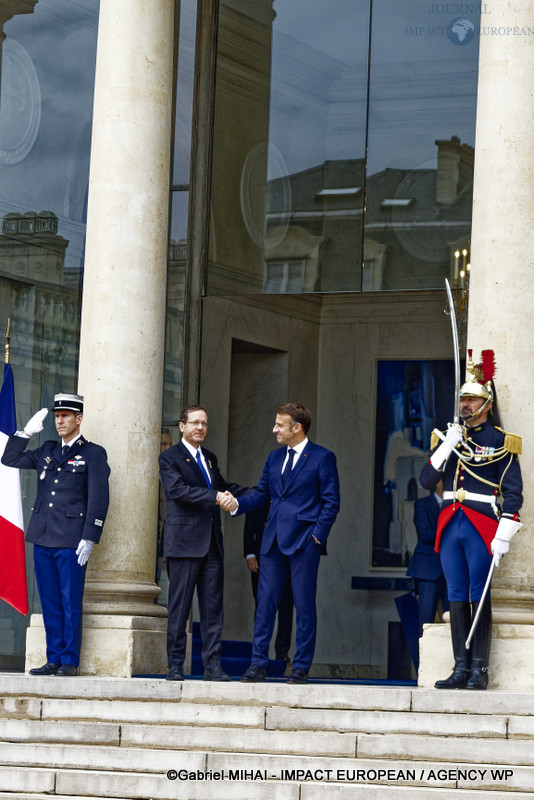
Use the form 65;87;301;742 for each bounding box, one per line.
419;420;522;552
2;434;110;548
158;440;248;559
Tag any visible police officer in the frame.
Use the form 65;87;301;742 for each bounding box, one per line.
419;351;522;690
1;393;110;676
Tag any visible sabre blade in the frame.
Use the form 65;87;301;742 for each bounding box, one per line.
445;279;461;424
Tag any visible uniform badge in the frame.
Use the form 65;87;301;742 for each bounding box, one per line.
45;457;51;464
75;454;82;460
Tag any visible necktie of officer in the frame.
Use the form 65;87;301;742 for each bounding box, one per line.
196;450;211;487
62;445;69;457
282;448;296;486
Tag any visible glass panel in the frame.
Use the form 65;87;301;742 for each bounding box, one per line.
208;0;370;296
364;1;480;290
172;0;197;187
0;0;99;667
372;359;456;569
163;190;188;431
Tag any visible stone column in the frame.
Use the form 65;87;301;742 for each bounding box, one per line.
26;0;176;676
420;4;534;690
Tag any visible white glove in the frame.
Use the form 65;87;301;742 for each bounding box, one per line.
76;539;94;566
491;537;509;567
429;423;463;470
23;408;48;437
491;517;522;567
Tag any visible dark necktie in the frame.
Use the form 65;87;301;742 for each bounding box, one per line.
62;445;69;457
282;448;296;486
196;450;211;487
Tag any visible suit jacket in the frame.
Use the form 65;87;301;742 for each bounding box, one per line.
235;440;340;556
1;434;110;548
159;440;248;559
406;494;443;581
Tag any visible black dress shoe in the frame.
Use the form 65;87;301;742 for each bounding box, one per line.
166;664;184;681
204;663;231;681
29;662;59;676
287;668;308;684
55;664;77;676
241;664;266;683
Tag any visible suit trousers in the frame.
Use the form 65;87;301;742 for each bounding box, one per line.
166;533;223;669
413;576;449;636
253;537;321;672
33;544;86;667
251;561;293;659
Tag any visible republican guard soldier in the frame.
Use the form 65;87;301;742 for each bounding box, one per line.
419;350;523;690
1;393;110;675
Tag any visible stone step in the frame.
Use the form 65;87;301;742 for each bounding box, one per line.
5;672;534;717
0;765;532;798
0;720;356;757
265;706;508;738
35;697;266;727
0;698;524;747
356;733;534;768
1;741;533;793
2;696;525;741
205;750;534;794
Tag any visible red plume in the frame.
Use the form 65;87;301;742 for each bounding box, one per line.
480;350;496;384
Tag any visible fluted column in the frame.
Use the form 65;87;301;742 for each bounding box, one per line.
26;0;176;676
467;4;534;626
419;4;534;689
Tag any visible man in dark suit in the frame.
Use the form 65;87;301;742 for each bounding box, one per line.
158;405;249;682
244;504;293;663
406;480;449;666
1;393;110;676
232;402;340;684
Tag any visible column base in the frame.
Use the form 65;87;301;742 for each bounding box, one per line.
25;613;190;678
419;621;534;691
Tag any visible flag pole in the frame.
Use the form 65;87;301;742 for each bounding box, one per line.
4;317;10;365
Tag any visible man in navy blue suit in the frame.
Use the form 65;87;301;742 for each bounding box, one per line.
406;480;449;669
232;402;340;684
2;393;110;676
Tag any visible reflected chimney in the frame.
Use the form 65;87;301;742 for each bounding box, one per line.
435;136;474;206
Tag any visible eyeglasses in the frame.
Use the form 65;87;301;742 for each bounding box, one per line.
184;420;209;428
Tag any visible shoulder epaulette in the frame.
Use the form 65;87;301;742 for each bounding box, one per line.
504;432;522;455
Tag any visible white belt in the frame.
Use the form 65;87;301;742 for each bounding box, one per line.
443;490;497;507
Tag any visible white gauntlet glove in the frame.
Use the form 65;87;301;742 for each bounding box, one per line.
23;408;48;437
76;539;94;566
491;516;522;567
429;423;463;470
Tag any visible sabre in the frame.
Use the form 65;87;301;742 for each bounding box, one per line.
465;555;496;650
445;279;461;424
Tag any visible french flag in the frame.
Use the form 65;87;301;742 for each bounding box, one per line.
0;363;28;615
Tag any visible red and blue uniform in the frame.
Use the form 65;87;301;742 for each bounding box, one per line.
419;420;522;602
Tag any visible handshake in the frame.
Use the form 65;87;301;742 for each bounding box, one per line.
216;491;239;513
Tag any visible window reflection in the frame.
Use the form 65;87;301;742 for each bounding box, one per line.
364;0;480;290
208;0;481;296
0;0;99;666
208;0;369;296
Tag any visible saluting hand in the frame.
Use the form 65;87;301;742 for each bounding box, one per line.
23;408;48;437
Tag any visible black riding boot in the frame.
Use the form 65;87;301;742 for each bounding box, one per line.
465;599;491;690
435;601;471;689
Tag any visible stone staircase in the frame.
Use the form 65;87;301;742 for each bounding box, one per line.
1;673;533;799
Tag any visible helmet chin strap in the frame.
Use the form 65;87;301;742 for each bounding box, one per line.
462;396;492;422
